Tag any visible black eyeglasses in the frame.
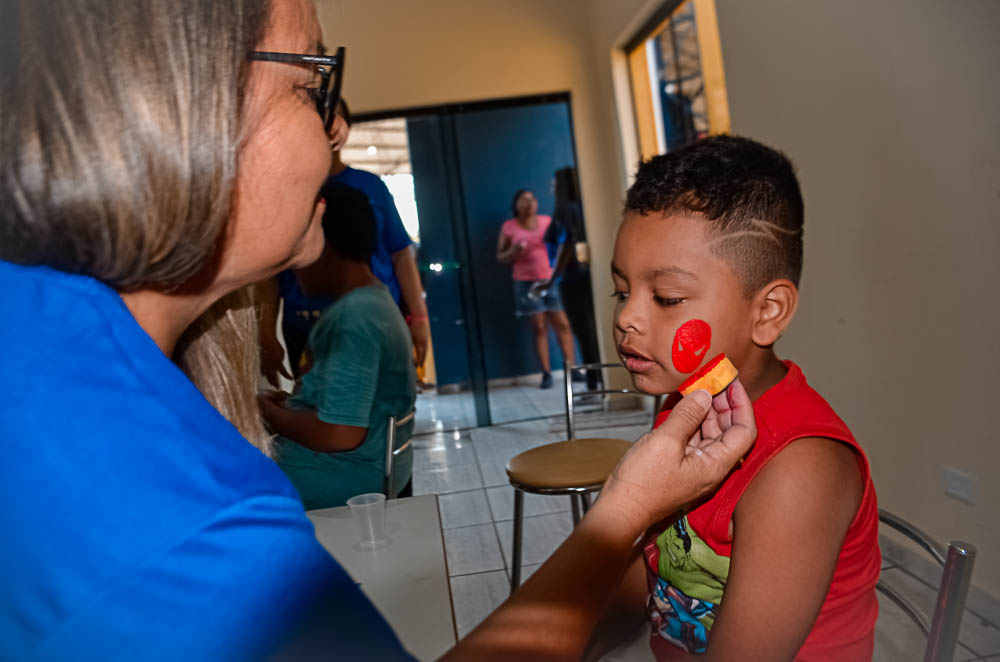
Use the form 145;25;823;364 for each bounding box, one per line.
249;46;345;132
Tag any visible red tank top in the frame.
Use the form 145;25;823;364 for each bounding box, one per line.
645;361;880;661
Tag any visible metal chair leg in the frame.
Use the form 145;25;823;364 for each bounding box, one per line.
510;489;524;591
570;494;581;526
925;542;977;662
580;492;592;514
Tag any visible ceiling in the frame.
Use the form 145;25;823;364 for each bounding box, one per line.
340;117;412;175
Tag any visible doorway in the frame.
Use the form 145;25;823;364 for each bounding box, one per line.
345;94;598;433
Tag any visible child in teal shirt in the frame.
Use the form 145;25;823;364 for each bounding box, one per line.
260;183;416;509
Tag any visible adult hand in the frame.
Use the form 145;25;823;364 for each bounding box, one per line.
510;242;526;259
442;380;755;662
602;380;756;535
409;319;430;369
327;113;350;151
260;337;292;389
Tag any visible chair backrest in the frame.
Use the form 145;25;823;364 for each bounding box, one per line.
383;408;416;499
877;509;977;662
563;361;660;440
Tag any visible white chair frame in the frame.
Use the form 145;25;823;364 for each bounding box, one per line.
383;409;416;499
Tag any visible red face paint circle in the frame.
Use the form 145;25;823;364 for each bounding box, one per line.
672;319;712;373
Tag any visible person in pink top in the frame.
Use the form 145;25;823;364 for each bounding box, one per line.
496;189;576;389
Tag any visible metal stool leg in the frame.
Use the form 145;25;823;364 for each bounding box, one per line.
510;489;524;591
570;494;582;526
580;492;592;514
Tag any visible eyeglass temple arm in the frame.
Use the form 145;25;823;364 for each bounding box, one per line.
327;46;346;120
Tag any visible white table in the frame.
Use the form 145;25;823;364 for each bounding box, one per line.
308;495;457;661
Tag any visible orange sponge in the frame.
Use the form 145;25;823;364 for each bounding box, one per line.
678;354;738;396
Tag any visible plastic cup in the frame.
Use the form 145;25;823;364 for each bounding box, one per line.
346;493;387;548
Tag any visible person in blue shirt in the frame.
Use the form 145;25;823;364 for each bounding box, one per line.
0;0;410;659
260;182;416;508
260;100;432;384
0;0;755;658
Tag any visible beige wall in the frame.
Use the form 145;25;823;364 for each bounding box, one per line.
319;0;1000;594
710;0;1000;596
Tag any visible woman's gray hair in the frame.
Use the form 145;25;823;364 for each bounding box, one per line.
1;0;275;452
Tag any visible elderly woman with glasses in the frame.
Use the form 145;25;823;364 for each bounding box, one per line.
0;0;754;659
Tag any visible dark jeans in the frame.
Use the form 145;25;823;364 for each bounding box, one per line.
559;269;601;389
397;479;413;499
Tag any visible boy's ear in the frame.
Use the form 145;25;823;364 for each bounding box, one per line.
751;279;798;347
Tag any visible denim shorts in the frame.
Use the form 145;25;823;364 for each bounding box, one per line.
513;279;563;317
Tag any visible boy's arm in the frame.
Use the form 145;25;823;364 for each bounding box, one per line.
260;319;381;454
698;437;864;662
390;245;430;368
259;392;367;453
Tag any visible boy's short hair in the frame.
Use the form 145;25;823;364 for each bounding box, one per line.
625;135;804;294
320;181;376;263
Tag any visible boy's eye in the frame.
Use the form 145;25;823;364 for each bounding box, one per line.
654;296;684;307
610;291;628;302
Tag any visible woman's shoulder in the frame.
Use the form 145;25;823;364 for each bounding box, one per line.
1;262;298;501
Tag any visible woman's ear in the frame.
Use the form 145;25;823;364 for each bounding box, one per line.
751;279;798;347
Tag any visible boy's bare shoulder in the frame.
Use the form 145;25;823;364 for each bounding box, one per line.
736;437;863;528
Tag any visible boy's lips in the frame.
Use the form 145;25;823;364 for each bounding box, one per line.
619;344;657;374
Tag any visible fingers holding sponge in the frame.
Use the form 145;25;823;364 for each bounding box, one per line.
678;354;739;397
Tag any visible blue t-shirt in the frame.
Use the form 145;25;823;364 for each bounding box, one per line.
277;269;334;336
331;167;413;304
0;261;412;661
278;285;416;509
279;168;412;339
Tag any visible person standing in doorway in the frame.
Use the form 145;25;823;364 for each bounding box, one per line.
497;189;576;389
537;166;602;390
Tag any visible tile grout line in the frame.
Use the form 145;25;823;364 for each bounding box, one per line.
437;486;485;499
469;428;513;575
447;567;511;580
441;508;575;534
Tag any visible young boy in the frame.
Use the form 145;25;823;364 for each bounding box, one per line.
596;136;880;660
259;182;416;509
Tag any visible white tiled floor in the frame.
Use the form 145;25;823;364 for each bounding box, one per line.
413;369;606;435
411;381;1000;658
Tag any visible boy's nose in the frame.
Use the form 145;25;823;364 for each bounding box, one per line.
615;301;643;334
